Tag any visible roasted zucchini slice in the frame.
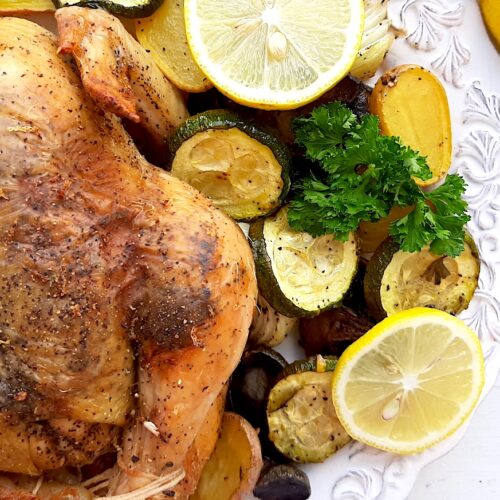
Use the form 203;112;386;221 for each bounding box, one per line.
249;206;358;317
267;356;350;463
169;110;290;222
53;0;163;18
364;236;480;320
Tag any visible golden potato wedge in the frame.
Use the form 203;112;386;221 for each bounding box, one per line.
356;205;413;254
369;65;452;187
479;0;500;51
250;294;297;348
0;0;54;13
172;386;227;499
190;412;263;500
136;0;212;93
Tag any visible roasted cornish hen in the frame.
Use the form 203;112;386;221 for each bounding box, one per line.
0;8;257;497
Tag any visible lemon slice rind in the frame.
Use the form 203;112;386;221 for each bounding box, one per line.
332;307;484;454
184;0;365;110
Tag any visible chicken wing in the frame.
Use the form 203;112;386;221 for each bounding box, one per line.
0;10;256;496
56;7;188;150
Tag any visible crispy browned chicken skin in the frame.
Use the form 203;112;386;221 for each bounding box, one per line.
0;9;256;497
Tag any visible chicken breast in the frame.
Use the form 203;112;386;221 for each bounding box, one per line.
0;10;256;496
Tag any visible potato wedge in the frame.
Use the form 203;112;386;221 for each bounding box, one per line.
172;386;227;499
356;205;413;254
190;412;263;500
369;65;452;186
250;294;297;347
0;0;54;13
479;0;500;51
136;0;212;93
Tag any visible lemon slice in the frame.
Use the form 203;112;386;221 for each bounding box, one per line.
332;308;484;454
184;0;365;110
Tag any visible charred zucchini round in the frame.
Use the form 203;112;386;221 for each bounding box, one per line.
364;236;480;320
249;206;358;317
267;357;350;463
53;0;163;18
169;110;291;221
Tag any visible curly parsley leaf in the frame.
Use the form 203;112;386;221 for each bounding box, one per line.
288;102;470;257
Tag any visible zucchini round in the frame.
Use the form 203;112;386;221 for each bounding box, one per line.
249;206;358;317
267;360;350;463
53;0;163;18
364;236;480;320
169;110;291;222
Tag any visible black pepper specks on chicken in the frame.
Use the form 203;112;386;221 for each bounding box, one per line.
0;9;257;497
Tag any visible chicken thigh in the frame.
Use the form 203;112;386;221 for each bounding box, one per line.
0;9;256;496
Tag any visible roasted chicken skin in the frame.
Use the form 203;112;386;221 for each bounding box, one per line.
0;9;256;497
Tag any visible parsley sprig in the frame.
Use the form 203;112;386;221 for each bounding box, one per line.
287;102;470;257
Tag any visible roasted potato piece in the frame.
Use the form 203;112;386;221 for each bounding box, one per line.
250;295;298;347
136;0;213;92
173;386;227;498
191;413;263;500
0;0;54;13
356;205;413;255
479;0;500;51
369;65;452;186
